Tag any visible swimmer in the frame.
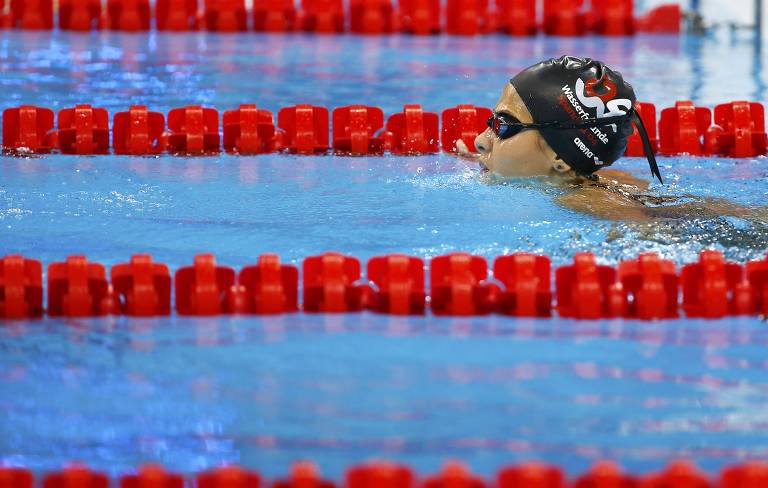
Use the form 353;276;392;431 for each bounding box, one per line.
461;55;767;223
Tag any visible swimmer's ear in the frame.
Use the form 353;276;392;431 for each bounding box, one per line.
552;157;571;174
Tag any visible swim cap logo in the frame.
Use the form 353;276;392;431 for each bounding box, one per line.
576;77;632;119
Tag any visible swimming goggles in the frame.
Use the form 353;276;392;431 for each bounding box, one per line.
486;109;663;183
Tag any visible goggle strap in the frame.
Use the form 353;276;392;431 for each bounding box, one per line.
630;110;663;184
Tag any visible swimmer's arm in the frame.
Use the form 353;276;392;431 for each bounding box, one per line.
556;186;653;221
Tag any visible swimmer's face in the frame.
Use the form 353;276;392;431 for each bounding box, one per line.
474;84;568;177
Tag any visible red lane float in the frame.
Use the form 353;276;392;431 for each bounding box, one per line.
497;463;564;488
542;0;586;36
48;256;119;317
238;254;299;314
120;465;184;488
636;3;681;33
204;0;248;31
332;105;386;154
156;0;199;30
642;461;710;488
175;253;236;315
10;0;54;29
719;462;768;487
111;254;172;316
0;255;44;319
300;0;345;32
59;0;102;31
385;104;440;154
681;250;755;318
712;101;768;158
555;253;623;319
223;105;279;154
107;0;152;31
350;0;395;34
113;105;166;155
347;463;414;488
57;104;111;155
445;0;489;36
573;461;636;488
167;106;221;155
44;466;109;488
303;253;367;312
430;253;496;316
618;252;678;320
496;0;536;35
0;468;33;488
590;0;634;35
441;104;492;153
253;0;297;31
493;253;552;317
658;101;717;156
746;253;768;316
274;463;335;488
366;254;426;314
2;106;56;153
423;463;485;488
398;0;440;35
625;102;658;157
278;104;330;154
197;466;261;488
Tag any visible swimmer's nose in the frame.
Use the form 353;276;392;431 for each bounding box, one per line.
474;129;492;154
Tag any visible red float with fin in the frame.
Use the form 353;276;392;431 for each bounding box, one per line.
44;466;109;488
625;102;658;157
332;105;385;154
555;253;624;319
10;0;54;29
366;254;425;315
238;254;299;314
57;104;111;155
107;0;151;30
175;254;236;315
385;104;439;154
111;254;172;317
204;0;247;31
441;104;492;153
430;253;496;316
398;0;440;34
303;253;367;313
156;0;199;30
120;465;184;488
493;253;552;317
0;255;43;319
496;0;536;35
681;250;755;318
300;0;345;32
223;105;279;154
113;105;166;155
712;101;768;158
658;101;717;156
618;252;678;320
498;463;565;488
59;0;102;30
2;106;56;153
277;104;330;154
167;106;221;155
253;0;297;30
48;256;119;317
350;0;394;34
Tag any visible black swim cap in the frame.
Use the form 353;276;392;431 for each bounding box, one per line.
510;55;662;183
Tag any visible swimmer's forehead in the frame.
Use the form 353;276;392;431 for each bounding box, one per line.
494;84;534;124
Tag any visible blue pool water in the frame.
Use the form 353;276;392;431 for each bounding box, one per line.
2;30;768;478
